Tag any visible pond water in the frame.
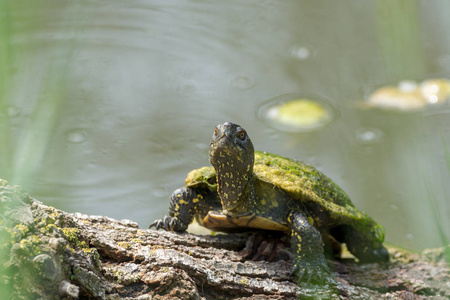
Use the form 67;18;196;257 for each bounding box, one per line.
1;0;450;252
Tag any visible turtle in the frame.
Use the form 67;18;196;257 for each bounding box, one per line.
150;122;389;284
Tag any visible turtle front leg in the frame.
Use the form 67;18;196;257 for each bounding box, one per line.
149;187;202;232
288;211;335;285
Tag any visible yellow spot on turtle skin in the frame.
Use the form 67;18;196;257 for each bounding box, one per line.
193;198;200;204
308;217;314;225
271;199;279;208
175;204;180;211
179;199;186;205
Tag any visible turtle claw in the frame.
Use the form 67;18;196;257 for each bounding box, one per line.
290;259;336;287
149;216;187;232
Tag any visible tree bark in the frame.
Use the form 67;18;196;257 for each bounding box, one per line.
0;179;448;299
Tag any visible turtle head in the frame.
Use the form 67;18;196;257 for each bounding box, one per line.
209;122;254;212
209;122;254;175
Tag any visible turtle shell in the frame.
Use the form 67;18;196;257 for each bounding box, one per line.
185;151;385;242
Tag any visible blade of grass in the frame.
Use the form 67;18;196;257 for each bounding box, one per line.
11;65;69;188
0;0;13;180
0;2;15;299
423;181;449;263
374;0;425;81
440;136;450;263
442;135;450;172
10;1;84;189
420;134;450;263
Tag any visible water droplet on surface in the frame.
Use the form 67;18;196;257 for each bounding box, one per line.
65;129;88;144
405;233;414;239
356;128;384;144
257;93;337;132
231;76;254;90
290;45;313;60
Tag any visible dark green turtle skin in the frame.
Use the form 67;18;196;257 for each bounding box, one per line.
150;122;389;284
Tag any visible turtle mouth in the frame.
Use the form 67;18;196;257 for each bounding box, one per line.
212;131;234;146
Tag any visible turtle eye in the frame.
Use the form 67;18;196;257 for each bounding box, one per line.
237;130;246;141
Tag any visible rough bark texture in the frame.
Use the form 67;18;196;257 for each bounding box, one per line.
0;179;449;299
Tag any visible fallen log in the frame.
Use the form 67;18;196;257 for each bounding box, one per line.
0;179;448;299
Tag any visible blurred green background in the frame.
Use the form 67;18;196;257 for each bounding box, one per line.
1;0;449;258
